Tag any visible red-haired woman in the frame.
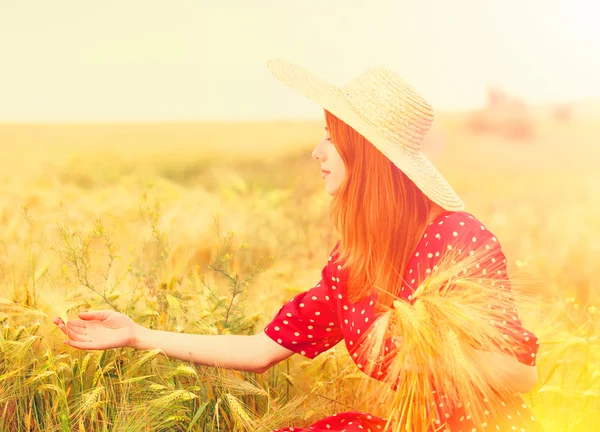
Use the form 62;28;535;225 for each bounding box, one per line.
53;60;543;431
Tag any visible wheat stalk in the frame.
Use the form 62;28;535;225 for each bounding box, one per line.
225;393;255;430
355;245;545;430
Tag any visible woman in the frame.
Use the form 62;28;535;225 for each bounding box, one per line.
53;59;542;431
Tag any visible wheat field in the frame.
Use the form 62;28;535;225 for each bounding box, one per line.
0;109;599;431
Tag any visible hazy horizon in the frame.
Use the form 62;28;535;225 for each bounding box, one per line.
2;0;599;122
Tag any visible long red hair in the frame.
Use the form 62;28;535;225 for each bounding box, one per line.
325;110;443;314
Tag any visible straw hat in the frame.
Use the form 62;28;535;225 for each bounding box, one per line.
267;59;464;211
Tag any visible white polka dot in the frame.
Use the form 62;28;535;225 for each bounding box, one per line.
274;326;280;331
277;339;282;343
453;231;458;237
311;296;317;300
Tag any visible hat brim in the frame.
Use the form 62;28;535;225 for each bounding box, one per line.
267;58;464;212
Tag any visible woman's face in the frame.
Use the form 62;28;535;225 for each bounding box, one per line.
312;125;346;196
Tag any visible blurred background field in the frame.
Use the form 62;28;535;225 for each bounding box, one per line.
1;97;600;431
2;0;600;430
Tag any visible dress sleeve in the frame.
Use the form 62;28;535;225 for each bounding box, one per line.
263;244;344;359
405;213;540;366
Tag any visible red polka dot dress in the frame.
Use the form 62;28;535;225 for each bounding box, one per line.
264;211;543;432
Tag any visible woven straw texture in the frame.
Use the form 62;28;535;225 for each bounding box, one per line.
267;58;464;211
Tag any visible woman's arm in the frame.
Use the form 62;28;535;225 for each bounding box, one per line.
131;325;295;374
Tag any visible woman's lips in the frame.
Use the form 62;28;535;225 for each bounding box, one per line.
322;171;330;179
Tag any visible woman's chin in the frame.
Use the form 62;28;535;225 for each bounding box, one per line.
325;185;339;196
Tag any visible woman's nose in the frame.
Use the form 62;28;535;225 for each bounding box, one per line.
311;147;319;161
312;140;325;161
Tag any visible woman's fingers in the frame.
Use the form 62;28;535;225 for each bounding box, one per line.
56;322;68;335
66;322;86;335
53;317;89;340
66;319;87;329
78;310;111;321
64;328;90;343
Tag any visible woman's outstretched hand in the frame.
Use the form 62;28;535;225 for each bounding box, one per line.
53;310;138;350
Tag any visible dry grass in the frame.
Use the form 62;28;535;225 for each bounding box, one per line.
0;109;599;431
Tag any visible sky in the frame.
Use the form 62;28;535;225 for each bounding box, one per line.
1;0;599;122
